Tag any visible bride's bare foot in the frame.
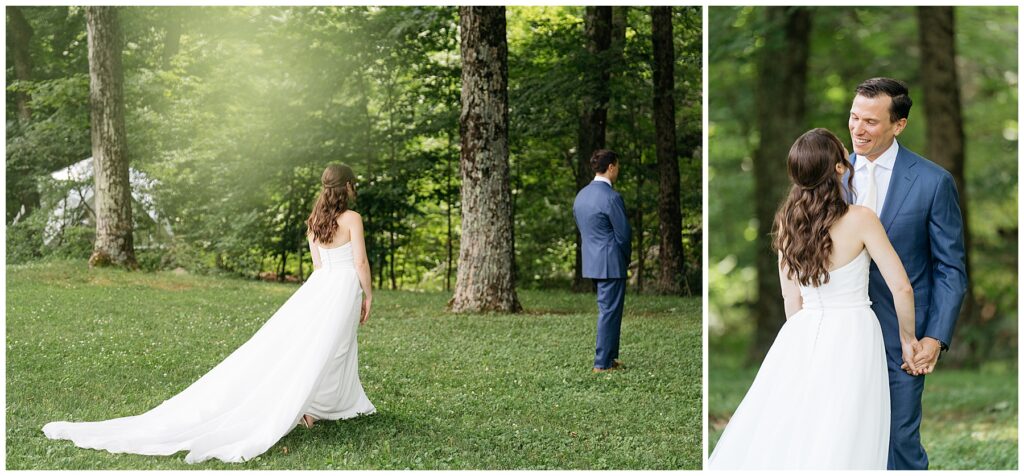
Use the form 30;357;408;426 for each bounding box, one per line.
300;414;315;429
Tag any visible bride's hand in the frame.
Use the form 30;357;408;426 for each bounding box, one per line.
900;339;922;376
360;295;372;325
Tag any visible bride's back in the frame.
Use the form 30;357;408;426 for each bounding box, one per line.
314;211;356;249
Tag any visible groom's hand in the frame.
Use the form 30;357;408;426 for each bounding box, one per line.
902;337;941;375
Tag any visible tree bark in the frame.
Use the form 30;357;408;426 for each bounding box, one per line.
446;129;455;292
652;7;684;295
7;6;33;123
86;6;137;269
573;6;613;292
451;6;521;313
748;7;810;363
917;6;977;365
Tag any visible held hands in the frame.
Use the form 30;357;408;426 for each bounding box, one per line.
360;295;372;325
900;339;923;375
901;337;942;376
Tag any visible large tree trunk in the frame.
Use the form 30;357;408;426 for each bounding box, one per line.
917;6;977;365
652;7;684;295
572;6;613;292
7;6;33;123
451;6;521;313
446;129;455;292
86;6;137;269
748;7;810;363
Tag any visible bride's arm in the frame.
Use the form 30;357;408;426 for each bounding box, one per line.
345;212;373;323
307;234;322;271
855;206;920;372
778;253;803;319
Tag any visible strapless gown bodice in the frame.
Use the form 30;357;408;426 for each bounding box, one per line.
799;249;872;310
318;242;354;271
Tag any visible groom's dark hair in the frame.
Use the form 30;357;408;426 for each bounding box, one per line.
855;77;912;123
590;149;619;174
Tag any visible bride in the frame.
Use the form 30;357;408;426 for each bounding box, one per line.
43;164;376;464
708;128;922;469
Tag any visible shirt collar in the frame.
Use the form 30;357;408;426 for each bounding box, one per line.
855;137;900;171
593;176;613;186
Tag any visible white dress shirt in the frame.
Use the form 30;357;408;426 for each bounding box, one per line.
853;138;900;216
593;175;613;187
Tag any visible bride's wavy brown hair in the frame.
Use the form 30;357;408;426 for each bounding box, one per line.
772;128;854;287
306;164;356;244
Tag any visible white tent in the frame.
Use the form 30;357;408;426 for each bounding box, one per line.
41;157;172;246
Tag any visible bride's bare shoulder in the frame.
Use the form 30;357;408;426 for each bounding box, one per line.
338;209;362;224
831;205;876;237
844;205;881;226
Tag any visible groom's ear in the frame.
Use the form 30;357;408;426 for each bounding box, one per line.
894;118;908;136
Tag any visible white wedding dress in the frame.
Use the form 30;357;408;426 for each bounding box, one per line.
708;249;889;469
43;243;375;464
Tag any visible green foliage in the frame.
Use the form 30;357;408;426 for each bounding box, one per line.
6;260;702;469
6;6;700;295
509;6;702;292
6;213;46;264
708;6;1018;362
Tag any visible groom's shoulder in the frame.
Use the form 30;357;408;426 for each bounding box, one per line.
900;145;954;182
576;181;598;196
574;181;599;204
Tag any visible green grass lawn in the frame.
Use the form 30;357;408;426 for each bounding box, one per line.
708;333;1018;470
6;260;701;469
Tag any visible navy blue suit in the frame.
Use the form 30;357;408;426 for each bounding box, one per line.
573;179;632;369
849;145;968;470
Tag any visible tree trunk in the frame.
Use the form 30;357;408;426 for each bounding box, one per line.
7;6;33;123
917;6;977;365
446;130;455;292
748;7;811;363
86;6;137;269
572;6;613;292
451;6;521;313
389;222;397;290
652;7;684;295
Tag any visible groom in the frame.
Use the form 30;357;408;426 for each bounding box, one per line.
847;77;968;470
573;149;631;373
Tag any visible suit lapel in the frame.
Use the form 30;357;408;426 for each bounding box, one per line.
879;145;919;230
845;153;857;203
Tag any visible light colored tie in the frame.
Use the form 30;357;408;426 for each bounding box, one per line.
863;161;878;214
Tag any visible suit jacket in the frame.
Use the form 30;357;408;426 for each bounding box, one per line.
573;180;632;280
849;144;968;351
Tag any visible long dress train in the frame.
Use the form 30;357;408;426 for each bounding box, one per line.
43;243;375;464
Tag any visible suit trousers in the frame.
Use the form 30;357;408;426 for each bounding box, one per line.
887;361;928;469
593;278;626;369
